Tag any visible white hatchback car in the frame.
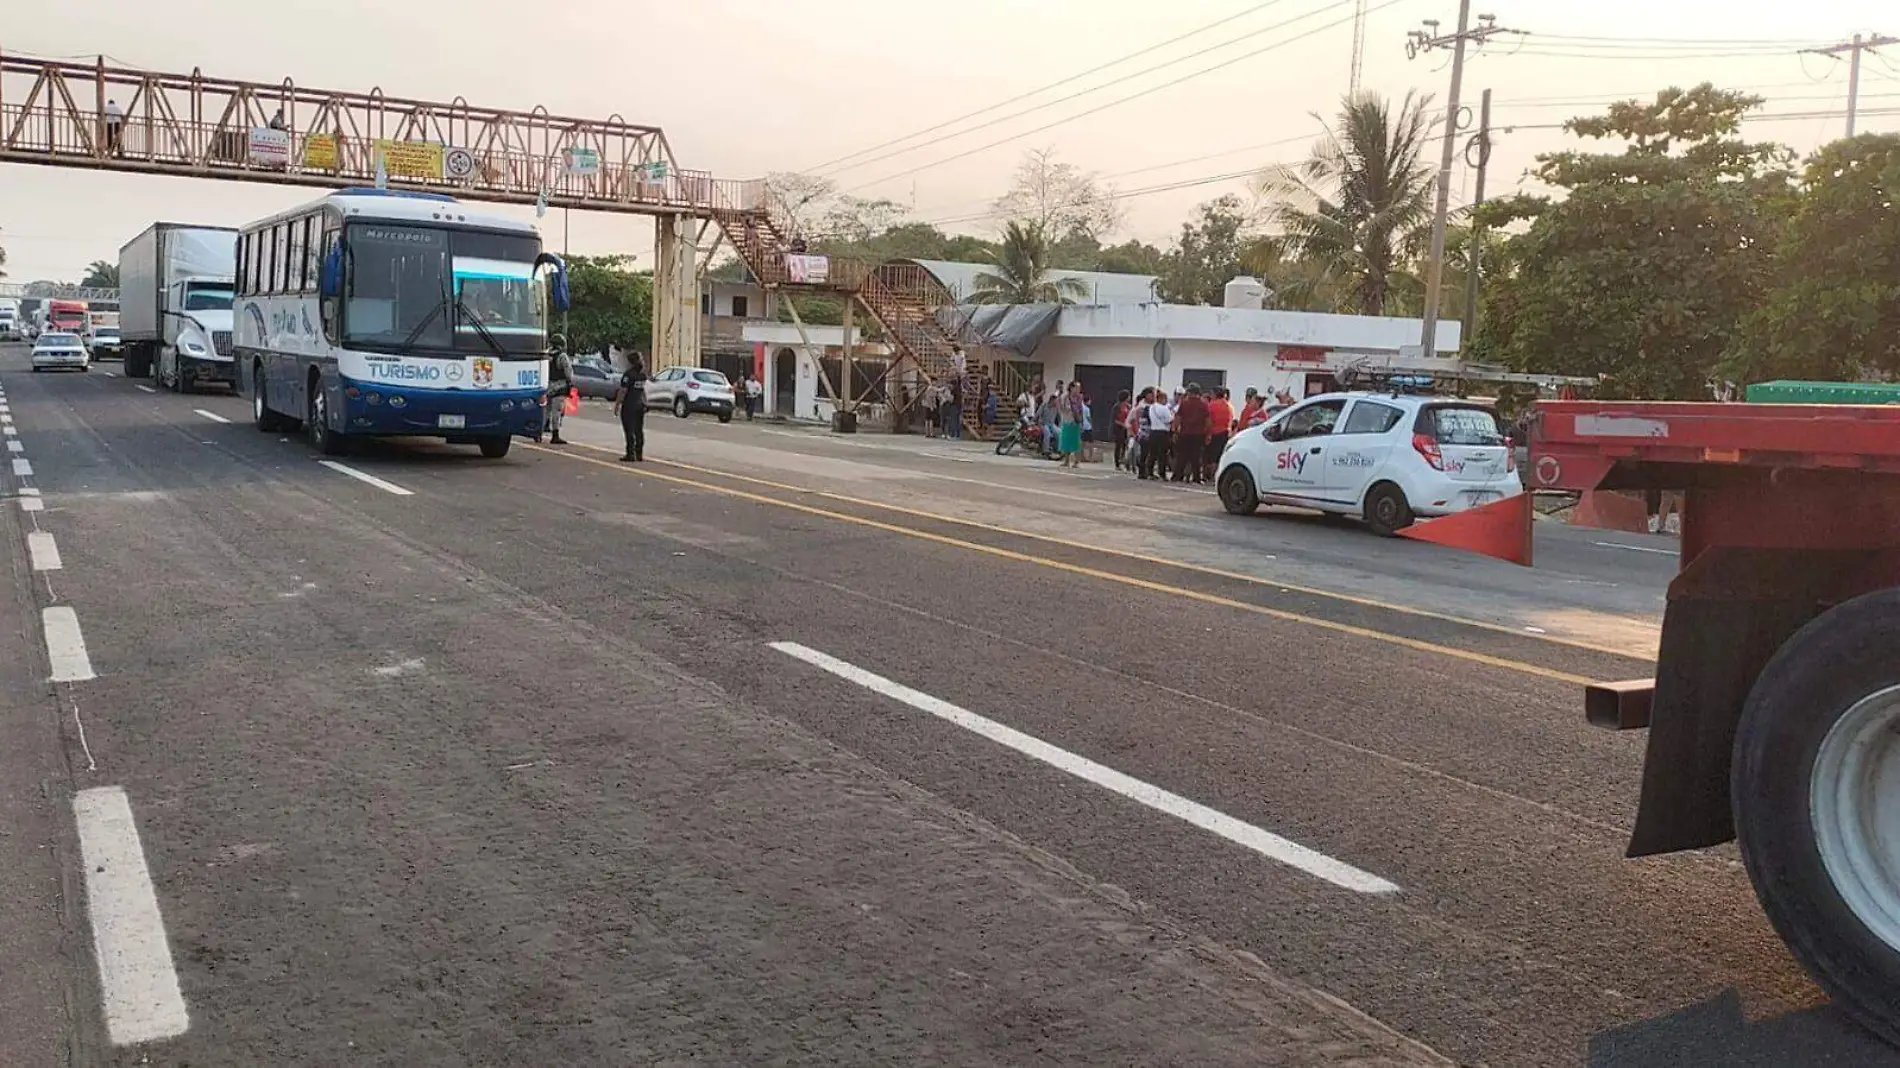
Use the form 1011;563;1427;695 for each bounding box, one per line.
1215;391;1520;536
31;332;91;373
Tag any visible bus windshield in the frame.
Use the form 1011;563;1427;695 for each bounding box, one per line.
343;224;544;355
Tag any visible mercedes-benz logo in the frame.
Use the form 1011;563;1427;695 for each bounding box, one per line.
444;363;464;382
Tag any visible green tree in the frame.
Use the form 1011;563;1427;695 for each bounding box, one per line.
1726;133;1900;383
562;255;652;357
968;222;1088;304
1480;84;1794;398
1157;195;1251;305
1093;238;1166;276
81;260;119;288
1260;92;1436;315
1237;234;1347;312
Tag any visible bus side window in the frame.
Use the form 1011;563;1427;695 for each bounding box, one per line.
319;226;341;342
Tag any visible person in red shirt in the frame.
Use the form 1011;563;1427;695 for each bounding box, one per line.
1237;387;1264;429
1111;390;1133;469
1171;383;1212;483
1203;387;1236;481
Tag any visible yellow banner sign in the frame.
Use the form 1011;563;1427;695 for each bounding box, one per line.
303;132;339;170
375;138;444;180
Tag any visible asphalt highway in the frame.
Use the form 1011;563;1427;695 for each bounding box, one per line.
2;345;1894;1067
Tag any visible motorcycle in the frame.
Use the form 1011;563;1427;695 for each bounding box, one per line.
994;417;1047;456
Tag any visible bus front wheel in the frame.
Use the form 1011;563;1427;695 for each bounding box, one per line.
308;385;347;457
478;437;512;459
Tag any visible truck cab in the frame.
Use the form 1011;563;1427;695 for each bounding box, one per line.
156;279;235;392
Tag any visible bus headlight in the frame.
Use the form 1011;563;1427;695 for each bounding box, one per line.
497;399;514;412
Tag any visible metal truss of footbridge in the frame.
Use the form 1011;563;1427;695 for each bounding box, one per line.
0;50;1004;430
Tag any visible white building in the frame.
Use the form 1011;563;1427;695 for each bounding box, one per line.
1032;299;1462;405
732;259;1465;426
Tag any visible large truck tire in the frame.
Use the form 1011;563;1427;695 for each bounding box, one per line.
1734;587;1900;1048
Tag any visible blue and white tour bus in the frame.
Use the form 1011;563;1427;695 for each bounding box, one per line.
235;189;569;458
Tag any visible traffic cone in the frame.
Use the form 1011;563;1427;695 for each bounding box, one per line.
1397;492;1534;566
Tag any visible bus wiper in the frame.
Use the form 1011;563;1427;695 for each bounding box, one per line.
454;298;508;357
399;300;447;349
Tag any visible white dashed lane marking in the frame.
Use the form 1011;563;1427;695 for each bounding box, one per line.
27;530;61;571
6;439;22;452
193;409;231;424
73;787;191;1046
317;460;414;496
42;606;95;682
135;385;156;394
771;641;1402;895
12;458;31;477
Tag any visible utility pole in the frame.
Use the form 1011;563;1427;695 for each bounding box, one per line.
1462;88;1492;344
1349;0;1369;97
1409;7;1519;359
1802;33;1898;137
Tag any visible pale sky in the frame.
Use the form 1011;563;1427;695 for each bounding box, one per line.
2;0;1896;281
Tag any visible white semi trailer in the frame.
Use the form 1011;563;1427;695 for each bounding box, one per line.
118;223;237;390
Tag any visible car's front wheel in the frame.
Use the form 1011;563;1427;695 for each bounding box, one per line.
1218;465;1260;515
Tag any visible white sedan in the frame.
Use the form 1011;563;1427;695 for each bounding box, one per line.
1215;390;1520;536
31;332;91;373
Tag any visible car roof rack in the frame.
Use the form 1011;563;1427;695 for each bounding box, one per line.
1335;365;1444;396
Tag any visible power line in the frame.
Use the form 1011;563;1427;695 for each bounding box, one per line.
1494;90;1897;111
798;0;1298;175
1525;33;1829;47
924;164;1280;229
841;0;1393;195
1503;47;1808;61
1498;105;1900;132
817;0;1347;181
1802;32;1900;136
1492;79;1833;104
911;127;1328;228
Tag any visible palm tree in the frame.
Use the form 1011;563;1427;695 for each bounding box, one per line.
968;222;1089;305
81;260;120;288
1258;92;1436;316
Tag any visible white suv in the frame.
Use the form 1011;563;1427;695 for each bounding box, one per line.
644;367;736;422
1215;391;1520;536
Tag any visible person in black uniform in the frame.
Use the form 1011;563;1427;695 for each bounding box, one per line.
543;343;574;445
612;357;649;462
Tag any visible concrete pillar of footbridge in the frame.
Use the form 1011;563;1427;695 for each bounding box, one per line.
650;214;700;373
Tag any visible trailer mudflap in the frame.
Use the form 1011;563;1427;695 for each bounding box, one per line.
1625;545;1876;857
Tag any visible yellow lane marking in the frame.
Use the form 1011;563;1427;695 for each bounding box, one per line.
562;438;1645;661
530;442;1596;687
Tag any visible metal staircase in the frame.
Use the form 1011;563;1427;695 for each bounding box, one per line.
707;182;1024;439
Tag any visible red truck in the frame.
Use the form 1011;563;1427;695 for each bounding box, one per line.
44;298;89;337
1533;400;1900;1047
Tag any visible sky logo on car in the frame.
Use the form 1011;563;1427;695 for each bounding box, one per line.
1276;449;1307;474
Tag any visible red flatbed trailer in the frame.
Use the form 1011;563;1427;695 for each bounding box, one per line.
1533;400;1900;1047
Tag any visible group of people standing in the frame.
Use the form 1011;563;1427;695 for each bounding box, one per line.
1114;384;1294;483
1013;379;1095;467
